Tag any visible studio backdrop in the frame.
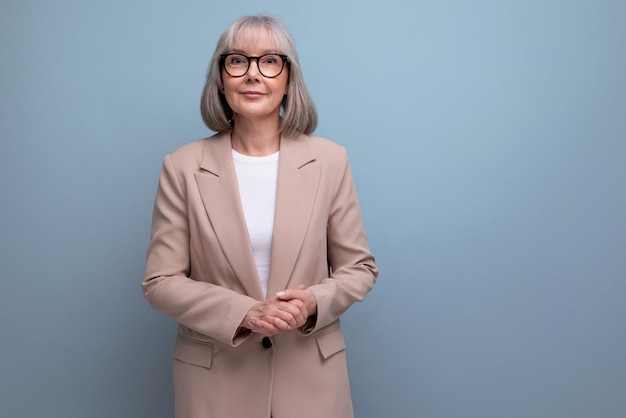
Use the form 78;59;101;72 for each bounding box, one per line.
1;1;625;417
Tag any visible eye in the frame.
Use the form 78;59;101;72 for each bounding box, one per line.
228;54;247;65
261;55;280;65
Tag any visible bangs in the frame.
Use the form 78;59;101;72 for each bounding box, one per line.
221;16;291;55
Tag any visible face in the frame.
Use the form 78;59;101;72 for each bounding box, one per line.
221;30;289;123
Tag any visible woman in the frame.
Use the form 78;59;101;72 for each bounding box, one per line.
143;15;378;418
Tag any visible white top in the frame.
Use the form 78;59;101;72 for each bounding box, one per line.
232;149;279;298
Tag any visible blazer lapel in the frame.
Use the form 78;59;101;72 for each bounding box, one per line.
268;135;321;296
194;133;264;300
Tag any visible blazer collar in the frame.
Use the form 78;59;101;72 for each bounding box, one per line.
198;132;318;172
195;132;321;299
267;134;321;296
195;133;264;299
198;132;234;176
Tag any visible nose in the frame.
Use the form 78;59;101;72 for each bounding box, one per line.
246;58;261;78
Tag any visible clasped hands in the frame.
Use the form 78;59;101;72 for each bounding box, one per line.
241;285;317;336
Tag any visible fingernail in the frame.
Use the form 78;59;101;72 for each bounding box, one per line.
276;291;285;297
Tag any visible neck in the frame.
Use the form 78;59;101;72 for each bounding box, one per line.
230;116;281;156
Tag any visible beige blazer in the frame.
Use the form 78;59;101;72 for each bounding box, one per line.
143;132;377;418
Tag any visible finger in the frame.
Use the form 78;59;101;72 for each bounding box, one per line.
276;289;303;301
285;299;308;320
278;300;307;322
264;314;294;331
275;309;300;329
251;318;281;336
276;291;312;316
276;284;307;300
266;304;304;329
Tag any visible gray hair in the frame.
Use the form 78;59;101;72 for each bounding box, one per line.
200;15;318;136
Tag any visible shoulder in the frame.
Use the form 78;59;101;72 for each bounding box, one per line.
167;134;213;161
165;133;229;168
282;134;349;167
301;135;346;154
309;136;350;176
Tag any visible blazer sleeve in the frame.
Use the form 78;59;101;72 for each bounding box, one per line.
304;148;378;333
142;154;257;346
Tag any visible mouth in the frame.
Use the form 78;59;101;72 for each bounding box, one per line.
241;91;265;98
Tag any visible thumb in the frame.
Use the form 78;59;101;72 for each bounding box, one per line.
276;284;306;298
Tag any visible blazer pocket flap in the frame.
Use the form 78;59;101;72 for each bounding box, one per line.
172;336;213;369
315;328;346;360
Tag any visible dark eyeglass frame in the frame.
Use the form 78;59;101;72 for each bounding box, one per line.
219;53;289;78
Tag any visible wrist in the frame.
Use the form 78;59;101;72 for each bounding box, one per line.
306;291;318;315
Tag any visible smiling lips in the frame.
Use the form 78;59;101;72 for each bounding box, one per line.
241;91;265;98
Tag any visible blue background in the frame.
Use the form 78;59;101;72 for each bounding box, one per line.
1;1;625;417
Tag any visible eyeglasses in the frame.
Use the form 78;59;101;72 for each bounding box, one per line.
220;53;289;78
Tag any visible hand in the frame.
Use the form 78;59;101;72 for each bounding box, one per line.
241;295;308;337
276;285;318;317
